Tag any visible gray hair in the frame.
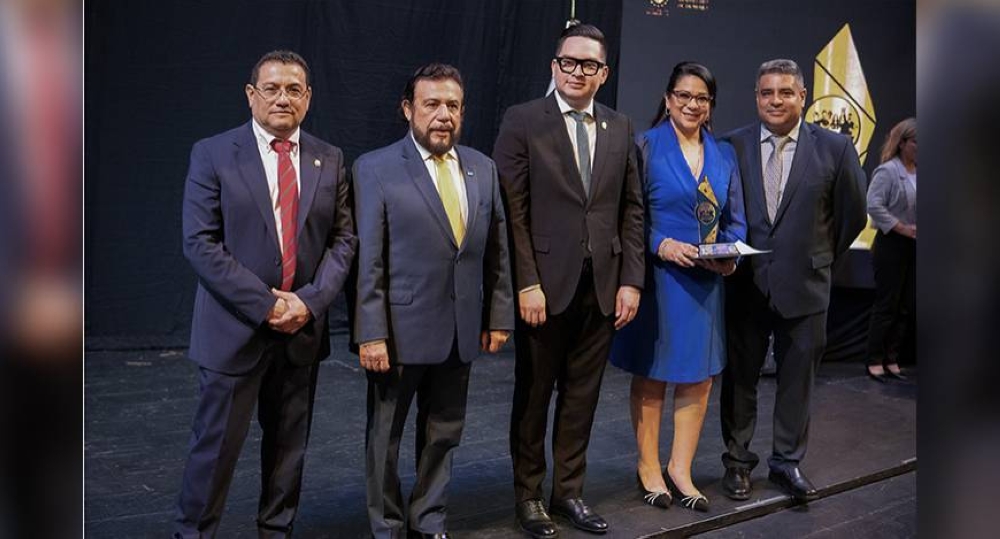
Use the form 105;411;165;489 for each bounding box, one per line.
756;59;804;88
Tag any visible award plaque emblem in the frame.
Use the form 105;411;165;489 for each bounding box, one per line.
696;175;719;244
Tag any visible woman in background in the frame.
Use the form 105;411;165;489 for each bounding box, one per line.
611;62;746;512
866;118;917;382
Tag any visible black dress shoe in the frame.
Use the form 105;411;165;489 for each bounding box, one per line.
515;499;559;539
636;472;671;509
549;498;608;534
866;366;889;383
408;533;450;539
768;466;819;501
721;467;752;500
663;473;709;512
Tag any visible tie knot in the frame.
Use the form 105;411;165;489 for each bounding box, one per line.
770;135;790;151
432;154;448;163
270;139;295;154
568;110;589;123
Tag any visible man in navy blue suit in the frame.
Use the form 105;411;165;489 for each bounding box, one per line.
175;50;356;538
353;64;514;539
719;59;866;502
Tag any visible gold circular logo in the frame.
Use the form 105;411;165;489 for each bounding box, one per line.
697;201;717;225
807;96;862;145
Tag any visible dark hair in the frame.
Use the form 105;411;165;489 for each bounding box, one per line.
650;61;718;129
401;63;465;105
250;50;310;86
756;58;804;88
554;23;607;61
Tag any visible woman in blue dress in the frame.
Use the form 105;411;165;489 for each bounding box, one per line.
611;62;746;511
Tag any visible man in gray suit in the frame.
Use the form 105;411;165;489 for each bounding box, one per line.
353;63;515;539
719;59;867;501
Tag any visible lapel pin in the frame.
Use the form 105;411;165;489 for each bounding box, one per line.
601;121;607;130
314;158;321;167
466;169;474;177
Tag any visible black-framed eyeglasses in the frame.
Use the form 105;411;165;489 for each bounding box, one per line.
670;90;713;108
554;57;605;76
252;85;307;101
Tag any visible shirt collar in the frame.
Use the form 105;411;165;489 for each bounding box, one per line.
760;120;801;144
554;90;595;119
410;131;459;163
252;119;301;154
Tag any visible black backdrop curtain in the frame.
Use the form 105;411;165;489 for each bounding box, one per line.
84;0;623;348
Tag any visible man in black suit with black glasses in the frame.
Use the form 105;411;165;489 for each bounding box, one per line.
493;23;644;539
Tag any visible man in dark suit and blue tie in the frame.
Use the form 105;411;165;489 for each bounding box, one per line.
175;50;356;538
353;63;514;539
493;23;644;538
719;59;867;502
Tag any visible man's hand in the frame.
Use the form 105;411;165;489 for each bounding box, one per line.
359;340;391;372
267;289;312;334
519;287;547;327
657;238;698;268
614;285;641;330
480;330;511;353
267;297;289;321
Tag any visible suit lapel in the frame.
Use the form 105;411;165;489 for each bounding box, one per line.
401;137;460;248
589;104;609;207
773;122;814;228
544;95;588;203
456;147;479;252
743;125;769;227
235;123;280;253
296;133;322;237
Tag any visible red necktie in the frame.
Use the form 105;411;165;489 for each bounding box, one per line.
270;139;298;291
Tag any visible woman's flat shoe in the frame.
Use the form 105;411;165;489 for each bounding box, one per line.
663;472;709;512
867;367;889;383
884;366;908;380
636;473;671;509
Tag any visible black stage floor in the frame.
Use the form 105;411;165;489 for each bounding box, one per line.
85;335;916;538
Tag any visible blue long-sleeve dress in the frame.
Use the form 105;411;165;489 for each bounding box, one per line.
610;121;746;383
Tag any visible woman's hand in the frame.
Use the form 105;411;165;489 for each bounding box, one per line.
657;238;699;268
695;257;737;276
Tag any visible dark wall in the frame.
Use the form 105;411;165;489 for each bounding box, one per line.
84;0;622;346
86;0;914;346
616;0;915;177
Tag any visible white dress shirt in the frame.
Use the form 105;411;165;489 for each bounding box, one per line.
251;119;301;254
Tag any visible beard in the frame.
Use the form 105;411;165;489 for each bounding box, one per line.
412;123;461;156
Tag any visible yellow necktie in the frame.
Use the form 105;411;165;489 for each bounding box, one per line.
433;155;466;245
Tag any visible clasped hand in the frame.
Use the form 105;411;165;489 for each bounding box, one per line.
267;289;312;334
